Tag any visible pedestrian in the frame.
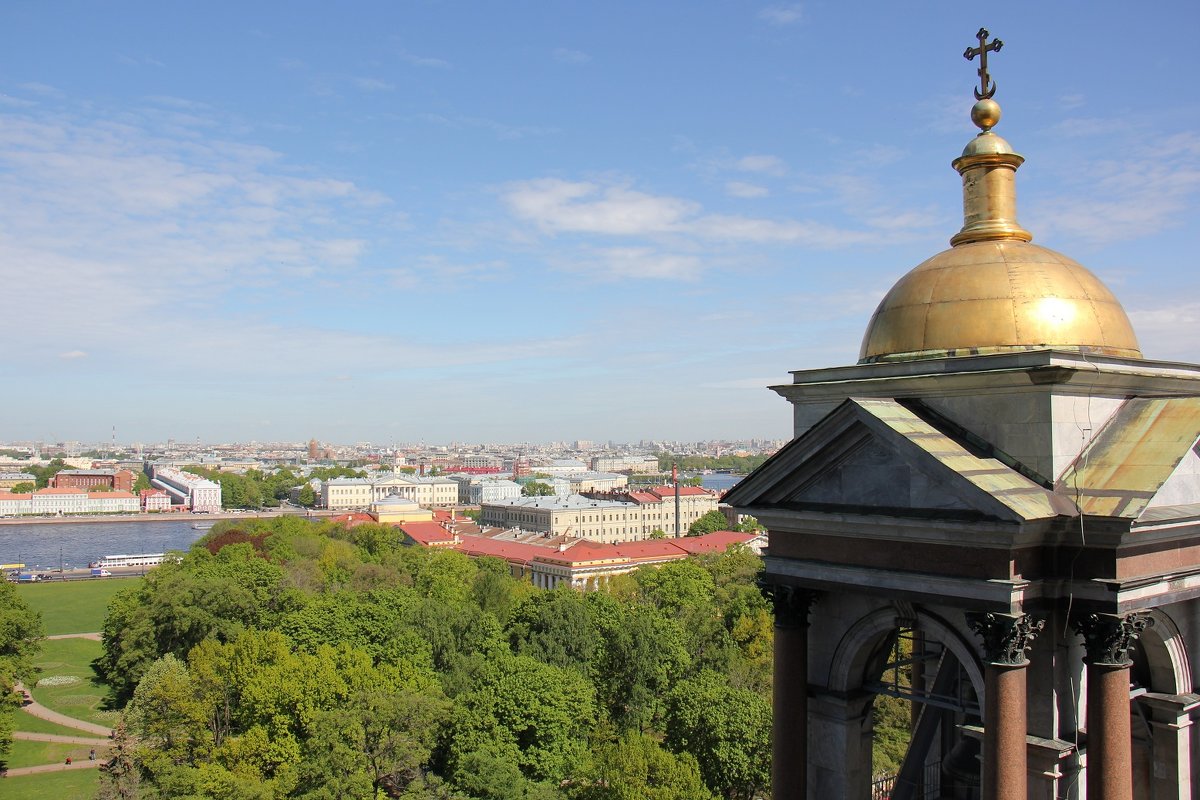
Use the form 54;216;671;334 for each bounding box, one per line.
89;748;96;761
66;756;72;765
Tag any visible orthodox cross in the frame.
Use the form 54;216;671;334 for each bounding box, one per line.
964;27;1003;100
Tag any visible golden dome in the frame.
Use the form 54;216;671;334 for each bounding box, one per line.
858;80;1142;363
858;240;1142;362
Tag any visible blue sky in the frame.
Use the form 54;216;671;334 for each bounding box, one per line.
2;2;1198;445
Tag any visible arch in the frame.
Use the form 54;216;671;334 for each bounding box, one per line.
827;603;986;702
1137;608;1191;694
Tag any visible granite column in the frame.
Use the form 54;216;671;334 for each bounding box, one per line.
1073;612;1152;800
966;612;1043;800
762;582;817;799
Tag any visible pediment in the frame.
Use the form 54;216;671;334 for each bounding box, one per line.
724;398;1070;523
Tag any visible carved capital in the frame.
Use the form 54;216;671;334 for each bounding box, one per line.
758;579;817;629
1073;612;1153;667
965;612;1044;666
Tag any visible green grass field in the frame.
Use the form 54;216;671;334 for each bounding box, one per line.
12;711;96;738
3;738;106;770
28;638;117;728
0;766;100;799
15;577;137;636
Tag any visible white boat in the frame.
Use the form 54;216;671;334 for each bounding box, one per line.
93;553;179;569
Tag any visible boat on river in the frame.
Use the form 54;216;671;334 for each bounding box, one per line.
90;553;178;569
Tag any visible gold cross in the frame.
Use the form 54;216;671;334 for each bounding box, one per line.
964;27;1003;100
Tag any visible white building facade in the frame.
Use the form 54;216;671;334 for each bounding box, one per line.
150;466;222;512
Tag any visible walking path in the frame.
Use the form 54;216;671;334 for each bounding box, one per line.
13;681;114;738
14;731;110;745
46;632;102;641
3;634;116;780
3;759;103;777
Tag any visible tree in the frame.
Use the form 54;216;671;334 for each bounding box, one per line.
595;605;690;732
664;671;770;800
133;473;152;493
734;516;764;533
506;588;598;671
0;580;43;761
97;720;141;800
571;732;715;800
298;687;451;798
522;481;555;497
8;482;33;494
297;484;316;507
448;653;596;784
687;510;729;537
29;458;68;488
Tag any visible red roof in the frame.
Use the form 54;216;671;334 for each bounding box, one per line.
651;486;713;498
534;540;625;565
35;487;87;495
627;491;662;504
456;535;546;565
400;521;457;546
139;489;168;498
612;540;689;561
672;530;757;554
89;491;136;499
0;491;31;500
330;512;377;527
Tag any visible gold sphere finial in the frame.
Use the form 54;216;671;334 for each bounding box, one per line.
971;98;1001;131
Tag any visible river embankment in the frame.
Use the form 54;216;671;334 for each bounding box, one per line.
0;509;338;526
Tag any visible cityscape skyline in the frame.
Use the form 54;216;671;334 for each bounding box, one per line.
2;2;1197;443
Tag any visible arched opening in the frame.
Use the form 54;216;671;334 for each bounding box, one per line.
828;607;984;799
1129;609;1193;799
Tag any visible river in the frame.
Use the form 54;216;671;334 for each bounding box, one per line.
0;480;743;569
700;473;744;492
0;520;208;570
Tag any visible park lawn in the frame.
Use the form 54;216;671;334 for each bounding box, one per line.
29;638;118;729
16;577;138;635
12;710;96;738
3;738;105;769
0;766;101;799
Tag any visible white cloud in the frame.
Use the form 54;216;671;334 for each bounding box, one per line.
416;113;557;141
502;177;910;251
397;49;450;69
502;179;697;236
758;4;804;25
0;105;388;342
354;77;395;92
116;53;165;68
726;181;769;198
694;213;873;247
735;154;788;176
1033;132;1200;243
553;48;591;64
591;247;702;280
19;82;61;97
1128;302;1200;361
58;350;88;360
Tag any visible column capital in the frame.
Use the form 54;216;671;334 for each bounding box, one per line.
1072;611;1154;667
965;611;1044;666
758;579;818;628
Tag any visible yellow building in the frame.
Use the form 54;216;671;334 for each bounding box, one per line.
371;492;434;524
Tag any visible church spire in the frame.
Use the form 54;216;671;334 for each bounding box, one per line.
949;28;1033;247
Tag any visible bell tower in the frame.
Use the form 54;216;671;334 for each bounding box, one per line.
727;29;1200;799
